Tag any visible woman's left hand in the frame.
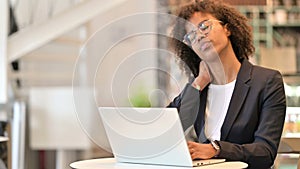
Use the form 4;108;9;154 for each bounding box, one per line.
187;141;217;160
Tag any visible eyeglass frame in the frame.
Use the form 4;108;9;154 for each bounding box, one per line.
183;19;224;46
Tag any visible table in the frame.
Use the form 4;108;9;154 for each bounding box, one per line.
70;158;248;169
0;136;8;142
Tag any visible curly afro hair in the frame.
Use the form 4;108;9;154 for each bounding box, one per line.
169;0;254;77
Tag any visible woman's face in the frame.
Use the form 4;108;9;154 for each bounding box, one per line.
185;12;231;61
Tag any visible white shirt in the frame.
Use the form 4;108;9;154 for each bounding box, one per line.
205;80;236;140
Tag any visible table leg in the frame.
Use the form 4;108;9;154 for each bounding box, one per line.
56;150;77;169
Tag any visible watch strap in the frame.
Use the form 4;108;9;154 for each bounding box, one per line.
210;140;220;157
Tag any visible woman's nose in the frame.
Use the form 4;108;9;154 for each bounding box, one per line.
196;32;207;42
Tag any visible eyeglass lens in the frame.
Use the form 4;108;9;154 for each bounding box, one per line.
183;20;213;46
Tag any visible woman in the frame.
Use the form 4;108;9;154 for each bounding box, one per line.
168;0;286;168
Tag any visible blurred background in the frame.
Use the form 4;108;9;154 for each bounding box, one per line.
0;0;300;169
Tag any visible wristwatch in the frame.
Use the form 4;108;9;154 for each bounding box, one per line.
210;140;220;157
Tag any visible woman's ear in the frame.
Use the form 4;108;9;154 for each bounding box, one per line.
224;24;231;36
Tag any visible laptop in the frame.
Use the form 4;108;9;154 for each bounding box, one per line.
98;107;225;167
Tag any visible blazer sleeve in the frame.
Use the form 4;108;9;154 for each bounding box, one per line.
167;83;201;131
217;71;286;169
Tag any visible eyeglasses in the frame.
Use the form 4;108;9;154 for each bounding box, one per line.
183;19;223;46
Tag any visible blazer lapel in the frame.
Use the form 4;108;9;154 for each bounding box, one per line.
221;60;252;140
194;86;208;138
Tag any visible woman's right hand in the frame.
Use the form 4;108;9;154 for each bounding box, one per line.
192;38;226;85
192;61;211;90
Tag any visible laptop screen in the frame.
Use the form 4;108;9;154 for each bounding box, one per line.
99;107;194;167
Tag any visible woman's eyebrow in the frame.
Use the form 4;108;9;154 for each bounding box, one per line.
197;19;209;25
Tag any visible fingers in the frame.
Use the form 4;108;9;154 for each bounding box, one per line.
187;142;215;160
187;141;198;158
201;60;226;85
192;62;211;90
189;145;201;160
199;61;212;82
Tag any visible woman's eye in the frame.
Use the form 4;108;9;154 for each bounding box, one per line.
187;31;197;40
199;24;209;31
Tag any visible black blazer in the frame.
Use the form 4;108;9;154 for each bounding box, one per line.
168;59;286;169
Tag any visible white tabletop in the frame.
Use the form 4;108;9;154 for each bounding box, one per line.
70;158;248;169
0;136;8;142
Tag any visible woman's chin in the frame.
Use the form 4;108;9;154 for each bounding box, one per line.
194;45;219;62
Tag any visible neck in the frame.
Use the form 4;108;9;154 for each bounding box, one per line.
219;42;241;83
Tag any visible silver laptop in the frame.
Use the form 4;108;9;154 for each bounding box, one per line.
98;107;225;167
